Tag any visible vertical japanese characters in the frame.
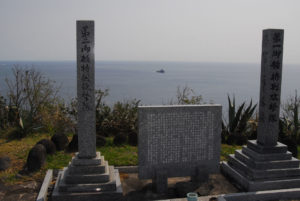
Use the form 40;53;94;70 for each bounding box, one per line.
76;21;96;158
78;23;94;111
257;29;284;146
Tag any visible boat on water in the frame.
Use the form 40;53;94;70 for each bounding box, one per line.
156;69;165;73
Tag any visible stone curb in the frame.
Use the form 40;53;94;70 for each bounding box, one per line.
157;195;219;201
36;169;53;201
115;166;138;173
218;188;300;201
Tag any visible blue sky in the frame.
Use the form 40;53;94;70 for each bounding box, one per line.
0;0;299;63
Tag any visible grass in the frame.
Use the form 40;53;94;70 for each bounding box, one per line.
1;133;299;185
220;144;242;161
0;133;73;184
97;137;138;166
98;145;138;166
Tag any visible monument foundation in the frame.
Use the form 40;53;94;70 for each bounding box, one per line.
51;20;123;201
221;29;300;191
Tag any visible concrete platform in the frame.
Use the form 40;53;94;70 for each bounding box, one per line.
51;152;123;201
218;188;300;201
52;169;123;201
221;140;300;191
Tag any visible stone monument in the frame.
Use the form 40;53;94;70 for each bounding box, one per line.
138;105;222;193
221;29;300;191
52;21;123;201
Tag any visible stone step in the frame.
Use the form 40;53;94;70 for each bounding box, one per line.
228;154;300;180
65;161;110;184
235;150;300;170
221;161;300;191
247;140;287;154
59;166;117;192
71;152;102;166
52;168;123;201
242;146;292;161
52;191;123;201
68;156;106;175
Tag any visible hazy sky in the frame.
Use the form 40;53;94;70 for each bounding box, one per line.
0;0;299;63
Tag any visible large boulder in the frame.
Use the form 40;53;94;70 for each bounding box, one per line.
26;144;47;172
0;156;11;171
36;139;56;154
51;133;69;151
128;132;138;146
67;134;78;152
113;133;127;146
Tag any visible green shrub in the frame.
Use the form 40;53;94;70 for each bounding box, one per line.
222;95;257;145
171;85;204;105
100;99;140;137
3;66;73;138
281;90;300;143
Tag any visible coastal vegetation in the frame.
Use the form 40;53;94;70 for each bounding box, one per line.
1;66;300;184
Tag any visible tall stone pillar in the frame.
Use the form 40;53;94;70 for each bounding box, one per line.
221;29;300;192
77;21;96;158
52;21;123;201
257;29;284;146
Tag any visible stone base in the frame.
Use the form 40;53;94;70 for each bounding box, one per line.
218;188;300;201
152;168;168;194
52;152;123;201
221;140;300;191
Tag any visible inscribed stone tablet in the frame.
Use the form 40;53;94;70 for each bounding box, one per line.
257;29;284;146
138;105;222;179
77;21;96;158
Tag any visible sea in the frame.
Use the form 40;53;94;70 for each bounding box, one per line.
0;61;299;117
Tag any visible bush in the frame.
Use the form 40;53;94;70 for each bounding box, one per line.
222;95;257;145
281;90;300;144
171;85;204;105
280;137;298;157
113;133;127;146
0;95;8;130
4;66;63;137
128;132;138;146
67;134;78;152
97;99;140;137
96;135;106;147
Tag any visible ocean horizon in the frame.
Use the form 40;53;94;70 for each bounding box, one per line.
1;60;300;118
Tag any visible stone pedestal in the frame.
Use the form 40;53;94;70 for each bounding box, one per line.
152;168;168;194
50;20;123;201
221;29;300;192
191;165;209;183
52;152;123;201
221;140;300;191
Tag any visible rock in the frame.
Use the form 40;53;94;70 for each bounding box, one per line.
128;132;138;146
96;135;106;147
37;139;56;154
67;134;78;152
2;181;39;201
113;133;127;146
26;144;46;172
51;133;69;151
195;182;212;196
0;156;11;171
174;181;199;197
